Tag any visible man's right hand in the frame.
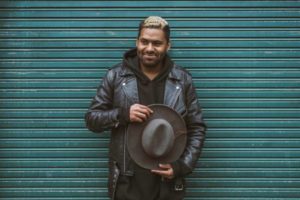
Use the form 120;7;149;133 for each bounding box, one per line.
129;104;153;123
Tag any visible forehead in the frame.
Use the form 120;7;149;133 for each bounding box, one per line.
138;28;167;42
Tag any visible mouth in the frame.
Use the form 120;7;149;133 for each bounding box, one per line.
143;54;156;59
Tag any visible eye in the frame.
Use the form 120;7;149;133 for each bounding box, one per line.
153;41;163;46
140;39;148;45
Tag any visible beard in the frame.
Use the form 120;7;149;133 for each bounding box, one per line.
138;52;166;69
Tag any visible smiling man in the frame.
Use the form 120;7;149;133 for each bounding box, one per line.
85;16;206;200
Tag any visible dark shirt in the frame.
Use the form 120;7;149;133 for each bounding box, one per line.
123;48;172;105
115;49;182;200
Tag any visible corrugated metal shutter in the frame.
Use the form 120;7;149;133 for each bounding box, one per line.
0;1;299;199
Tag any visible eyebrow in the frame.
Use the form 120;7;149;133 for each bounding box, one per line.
139;37;164;43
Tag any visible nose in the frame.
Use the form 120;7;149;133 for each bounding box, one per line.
145;43;154;52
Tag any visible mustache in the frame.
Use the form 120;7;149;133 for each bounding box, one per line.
143;52;156;56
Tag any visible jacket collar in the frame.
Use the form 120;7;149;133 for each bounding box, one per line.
120;63;183;109
120;63;182;81
168;65;181;81
119;64;135;77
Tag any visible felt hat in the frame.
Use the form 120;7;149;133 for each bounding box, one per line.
127;104;187;169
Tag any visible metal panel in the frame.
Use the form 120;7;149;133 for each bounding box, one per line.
0;0;299;199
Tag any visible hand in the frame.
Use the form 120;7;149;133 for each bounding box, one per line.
151;164;174;179
129;104;153;123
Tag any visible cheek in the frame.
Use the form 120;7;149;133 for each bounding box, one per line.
138;46;147;53
136;46;144;54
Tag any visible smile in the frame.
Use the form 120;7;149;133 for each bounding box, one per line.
143;55;156;59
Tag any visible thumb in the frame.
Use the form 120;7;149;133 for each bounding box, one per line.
159;163;171;169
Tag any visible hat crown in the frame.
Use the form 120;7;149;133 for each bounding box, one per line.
141;119;174;158
127;104;187;170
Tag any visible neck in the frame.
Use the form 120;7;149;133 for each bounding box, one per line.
140;63;162;80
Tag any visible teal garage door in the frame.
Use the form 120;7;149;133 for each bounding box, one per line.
0;1;300;199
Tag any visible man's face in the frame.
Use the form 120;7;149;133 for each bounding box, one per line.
136;28;170;69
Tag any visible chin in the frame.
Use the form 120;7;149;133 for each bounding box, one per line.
143;62;159;68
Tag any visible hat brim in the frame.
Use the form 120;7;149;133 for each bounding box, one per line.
127;104;187;170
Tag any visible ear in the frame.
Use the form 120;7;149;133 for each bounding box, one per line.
136;39;139;47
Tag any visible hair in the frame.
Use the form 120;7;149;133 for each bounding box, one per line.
137;16;170;42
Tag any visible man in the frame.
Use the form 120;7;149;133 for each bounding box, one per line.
85;16;206;200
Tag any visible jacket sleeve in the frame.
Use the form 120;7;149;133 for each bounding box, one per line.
172;74;206;177
85;69;129;133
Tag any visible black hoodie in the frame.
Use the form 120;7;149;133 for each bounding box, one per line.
121;48;188;179
123;48;173;105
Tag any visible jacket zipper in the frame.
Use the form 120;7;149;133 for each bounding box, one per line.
123;126;128;174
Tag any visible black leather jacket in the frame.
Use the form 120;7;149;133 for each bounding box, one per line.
85;62;206;199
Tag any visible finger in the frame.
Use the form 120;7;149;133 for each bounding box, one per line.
131;107;148;118
130;115;144;123
158;164;172;169
130;104;148;122
132;104;148;110
144;106;154;114
141;110;151;118
133;117;143;123
129;104;153;122
131;104;145;112
151;169;168;175
151;166;171;174
130;114;147;122
137;105;153;114
135;107;152;116
151;169;173;179
135;112;148;121
133;108;153;120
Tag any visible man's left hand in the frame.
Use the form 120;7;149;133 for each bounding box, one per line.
151;164;174;179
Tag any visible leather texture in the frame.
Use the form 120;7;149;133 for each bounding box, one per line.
85;63;206;199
